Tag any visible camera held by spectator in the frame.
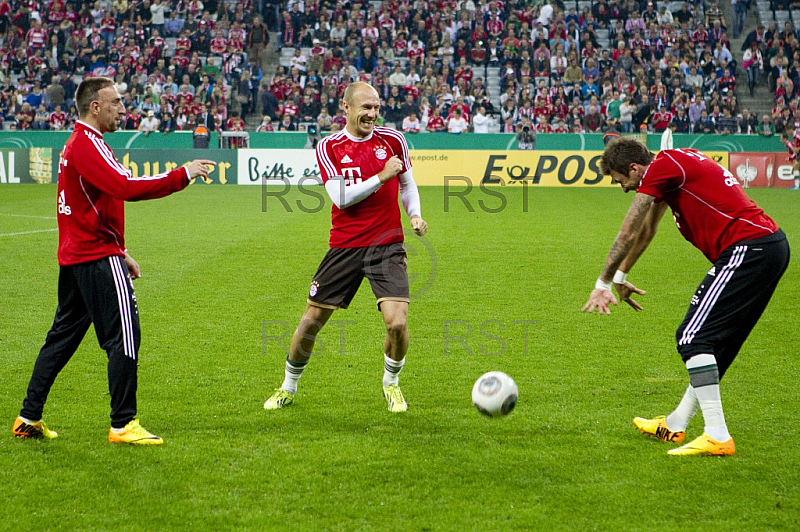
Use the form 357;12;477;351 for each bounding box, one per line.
516;119;537;150
305;122;321;149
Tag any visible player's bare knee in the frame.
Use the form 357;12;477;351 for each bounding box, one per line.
385;319;407;338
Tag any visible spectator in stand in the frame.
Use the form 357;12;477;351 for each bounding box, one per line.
398;93;419;120
290;47;308;73
139;110;160;135
652;106;674;133
447;108;469;134
564;59;583;85
619;95;635;133
49;105;68;131
695;110;716;134
388;63;407;87
26;84;45;110
278;114;297;131
739;109;758;135
742;42;763;97
472;106;492;133
673;107;691;133
165;10;185;37
226;111;245;134
248;16;270;66
124;107;142;130
583;105;603;132
34;104;51;130
47;76;66;111
632;95;653;132
261;84;279;120
159;109;178;134
581;76;601;102
402;112;421;133
758;114;776;136
717;107;738;135
330;108;347;132
317;108;333;132
426;107;446;133
256;115;274;132
203;57;221;82
17;103;35;130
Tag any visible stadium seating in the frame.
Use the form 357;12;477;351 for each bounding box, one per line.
0;0;782;135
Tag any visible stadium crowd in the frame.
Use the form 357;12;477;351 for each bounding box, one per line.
0;0;797;137
1;0;271;134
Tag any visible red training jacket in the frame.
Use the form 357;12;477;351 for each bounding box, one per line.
56;121;191;266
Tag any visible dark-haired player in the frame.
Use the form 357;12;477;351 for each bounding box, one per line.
13;77;215;445
583;138;789;456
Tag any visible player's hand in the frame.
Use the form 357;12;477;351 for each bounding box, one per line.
581;288;618;315
123;252;141;280
614;280;646;311
186;159;216;180
410;215;428;236
377;155;403;183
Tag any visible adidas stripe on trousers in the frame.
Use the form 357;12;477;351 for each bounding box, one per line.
676;230;790;377
21;256;140;428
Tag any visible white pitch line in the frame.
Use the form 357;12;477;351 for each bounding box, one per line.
0;213;57;220
0;228;58;237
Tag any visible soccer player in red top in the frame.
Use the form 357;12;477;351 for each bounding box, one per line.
12;77;215;445
264;82;428;413
583;139;789;456
781;123;800;189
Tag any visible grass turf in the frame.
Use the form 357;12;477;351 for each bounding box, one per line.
0;184;798;530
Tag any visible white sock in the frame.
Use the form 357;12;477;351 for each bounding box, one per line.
383;354;405;387
19;416;40;424
666;385;698;432
687;354;731;442
280;358;308;394
111;426;125;434
795;177;799;187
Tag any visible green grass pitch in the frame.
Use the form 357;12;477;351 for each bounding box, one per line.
1;184;798;530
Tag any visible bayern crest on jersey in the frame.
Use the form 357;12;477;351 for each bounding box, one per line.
375;147;387;160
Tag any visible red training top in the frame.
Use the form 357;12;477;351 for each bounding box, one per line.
638;148;779;262
57;121;191;266
316;126;411;248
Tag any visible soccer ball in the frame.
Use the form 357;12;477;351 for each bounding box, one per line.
472;371;518;417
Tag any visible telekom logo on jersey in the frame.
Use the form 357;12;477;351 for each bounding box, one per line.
341;167;363;186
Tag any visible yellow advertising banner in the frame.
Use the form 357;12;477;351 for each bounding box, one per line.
409;150;610;187
705;151;729;170
408;150;730;187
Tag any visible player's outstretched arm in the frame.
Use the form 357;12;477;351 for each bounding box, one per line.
611;200;668;310
582;192;655;314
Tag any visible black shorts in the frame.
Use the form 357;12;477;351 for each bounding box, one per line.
307;242;409;310
675;230;790;377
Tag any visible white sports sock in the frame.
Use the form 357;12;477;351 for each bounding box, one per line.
19;416;40;424
687;354;731;442
383;354;405;387
280;358;308;394
666;385;698;432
